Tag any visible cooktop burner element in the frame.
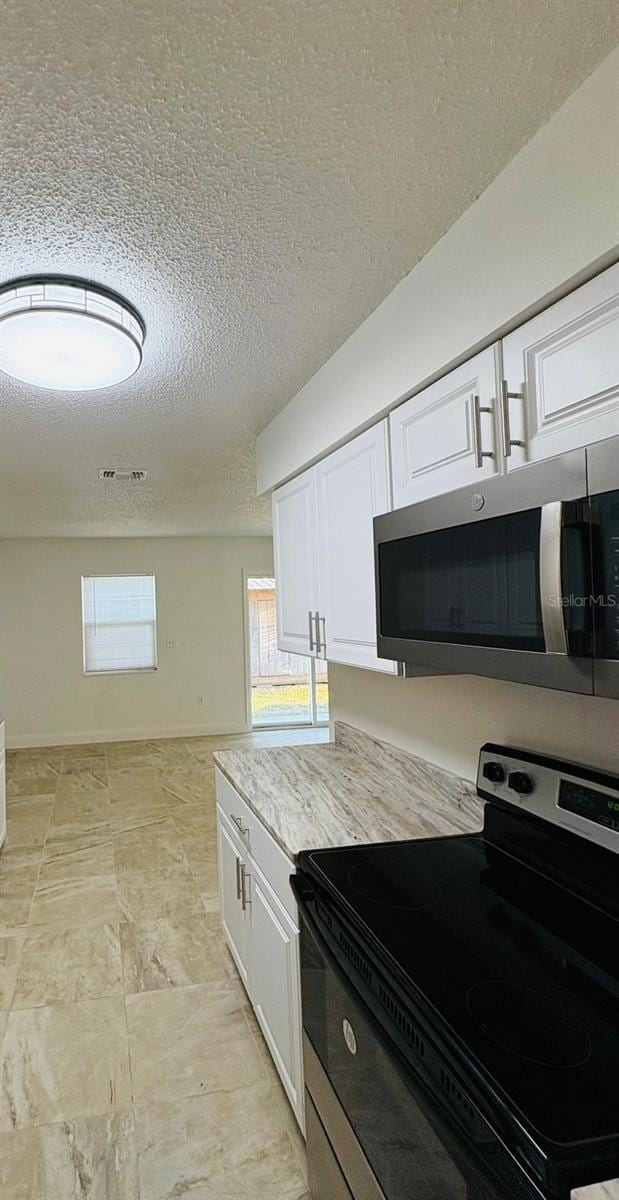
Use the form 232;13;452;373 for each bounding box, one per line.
348;859;442;910
465;980;593;1068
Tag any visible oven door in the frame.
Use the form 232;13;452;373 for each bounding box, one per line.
374;449;593;694
588;436;619;700
295;887;543;1200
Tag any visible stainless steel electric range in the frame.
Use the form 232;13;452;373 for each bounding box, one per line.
292;745;619;1200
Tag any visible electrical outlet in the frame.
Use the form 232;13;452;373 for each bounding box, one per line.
198;695;205;705
165;639;176;649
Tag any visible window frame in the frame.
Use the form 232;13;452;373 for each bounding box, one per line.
81;573;158;676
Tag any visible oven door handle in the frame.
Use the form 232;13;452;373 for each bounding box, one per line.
539;501;569;655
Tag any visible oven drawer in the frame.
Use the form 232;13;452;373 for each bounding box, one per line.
306;1092;354;1200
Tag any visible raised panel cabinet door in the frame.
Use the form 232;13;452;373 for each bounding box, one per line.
272;467;320;655
316;422;398;673
250;864;304;1128
217;808;251;986
389;345;501;509
502;263;619;468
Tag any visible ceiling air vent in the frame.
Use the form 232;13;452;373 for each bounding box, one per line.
98;468;148;482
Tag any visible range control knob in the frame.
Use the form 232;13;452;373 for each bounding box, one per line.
508;771;534;796
483;761;505;784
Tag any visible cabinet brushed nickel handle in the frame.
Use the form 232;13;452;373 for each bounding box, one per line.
319;615;326;656
231;814;249;837
240;864;252;910
472;394;494;470
235;855;242;900
500;380;526;458
308;609;315;652
314;611;321;656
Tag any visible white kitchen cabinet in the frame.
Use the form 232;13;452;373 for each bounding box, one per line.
273;421;398;672
502;263;619;469
272;467;320;656
217;811;251;986
390;346;502;509
216;769;304;1129
315;423;398;673
250;861;303;1119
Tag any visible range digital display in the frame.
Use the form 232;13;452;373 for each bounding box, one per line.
558;779;619;832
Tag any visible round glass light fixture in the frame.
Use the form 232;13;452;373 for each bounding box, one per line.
0;276;145;391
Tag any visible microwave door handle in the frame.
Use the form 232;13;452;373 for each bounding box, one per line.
540;501;568;655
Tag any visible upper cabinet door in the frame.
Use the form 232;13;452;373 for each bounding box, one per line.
273;468;320;655
390;346;501;510
315;422;398;673
502;264;619;469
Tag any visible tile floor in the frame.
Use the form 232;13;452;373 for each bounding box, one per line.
0;727;327;1199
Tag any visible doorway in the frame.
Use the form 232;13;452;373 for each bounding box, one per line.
245;576;329;728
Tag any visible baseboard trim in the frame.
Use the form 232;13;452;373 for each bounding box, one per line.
6;723;251;750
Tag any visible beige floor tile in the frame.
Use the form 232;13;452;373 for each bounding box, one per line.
115;828;202;923
5;796;53;848
127;983;265;1104
55;770;109;797
108;766;165;795
12;923;122;1008
106;743;154;767
135;1083;308;1200
5;748;64;778
170;805;216;841
0;938;23;1009
29;844;120;927
159;766;216;807
0;1110;139;1200
0;850;41;932
61;744;106;760
0;996;131;1130
47;790;112;848
185;851;219;909
60;757;109;784
6;765;59;799
109;793;169;837
147;740;189;768
120;913;229;994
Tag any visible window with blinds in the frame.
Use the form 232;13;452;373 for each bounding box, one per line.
81;575;157;674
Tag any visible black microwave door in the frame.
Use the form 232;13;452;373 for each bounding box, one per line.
378;509;545;653
590;489;619;697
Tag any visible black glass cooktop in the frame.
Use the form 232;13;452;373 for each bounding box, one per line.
302;827;619;1148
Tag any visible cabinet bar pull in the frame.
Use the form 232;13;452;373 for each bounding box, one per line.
472;394;494;469
235;856;242;900
318;615;326;656
501;380;526;458
240;864;252;910
231;814;249;837
314;611;321;656
308;609;315;652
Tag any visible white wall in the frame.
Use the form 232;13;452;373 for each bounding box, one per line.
257;47;619;492
331;666;619;782
0;537;273;747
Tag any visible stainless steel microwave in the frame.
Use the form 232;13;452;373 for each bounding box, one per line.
374;435;618;697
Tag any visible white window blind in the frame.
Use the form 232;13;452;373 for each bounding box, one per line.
82;575;157;674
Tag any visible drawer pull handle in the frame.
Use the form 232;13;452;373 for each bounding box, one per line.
231;814;249;836
235;856;242;900
240;864;252;910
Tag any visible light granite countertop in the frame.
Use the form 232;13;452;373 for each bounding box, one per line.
213;722;483;860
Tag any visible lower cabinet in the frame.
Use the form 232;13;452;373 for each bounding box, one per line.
215;769;304;1130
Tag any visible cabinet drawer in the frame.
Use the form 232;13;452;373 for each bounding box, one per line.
215;767;297;924
215;768;256;852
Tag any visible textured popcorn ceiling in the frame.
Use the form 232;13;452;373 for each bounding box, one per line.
0;0;617;536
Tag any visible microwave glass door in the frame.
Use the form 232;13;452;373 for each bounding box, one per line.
378;508;545;652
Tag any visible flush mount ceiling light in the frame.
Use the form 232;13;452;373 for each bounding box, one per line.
0;276;145;391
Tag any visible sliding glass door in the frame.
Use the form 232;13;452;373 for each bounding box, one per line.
246;577;329;728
